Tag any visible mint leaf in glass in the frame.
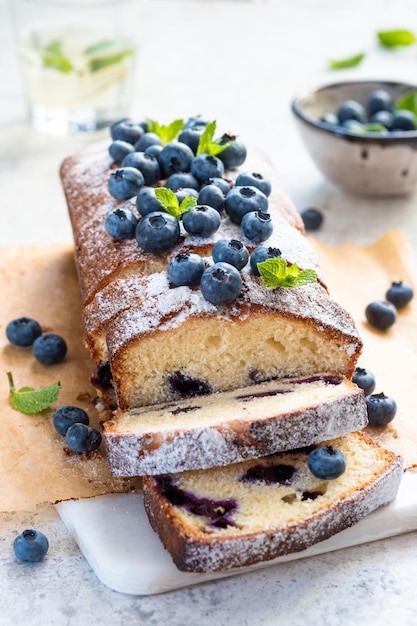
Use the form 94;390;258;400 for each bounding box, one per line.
146;118;184;145
328;52;365;70
154;187;196;219
197;121;232;156
7;372;61;415
377;29;416;47
395;90;417;117
257;257;317;289
42;39;73;73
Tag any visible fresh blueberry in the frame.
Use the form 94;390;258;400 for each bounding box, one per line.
183;114;210;129
6;317;42;347
368;89;394;115
352;367;376;396
178;125;206;153
144;143;163;158
134;132;162;152
32;333;67;364
200;177;232;194
365;301;397;330
190;154;225;183
104;207;138;240
173;188;199;203
337;100;367;124
366;392;397;426
371;110;394;130
167;253;205;286
217;134;247;169
53;405;89;436
111;119;144;145
200;262;243;305
300;207;324;231
158;141;194;178
13;529;49;562
235;171;271;197
165;172;199;191
136;187;164;216
135;211;181;253
122;152;161;186
250;245;282;276
108;167;145;200
307;445;346;480
182;205;221;237
65;423;102;453
225;185;269;224
212;239;249;270
385;281;414;308
391;110;417;131
108;140;135;163
197;184;225;213
241;210;273;243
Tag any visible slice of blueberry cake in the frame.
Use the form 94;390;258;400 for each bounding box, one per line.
142;431;403;572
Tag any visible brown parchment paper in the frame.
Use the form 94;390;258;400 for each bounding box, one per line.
310;229;417;470
1;232;416;512
0;245;140;512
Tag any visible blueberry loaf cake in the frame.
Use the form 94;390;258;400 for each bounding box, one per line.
104;375;368;476
142;431;404;572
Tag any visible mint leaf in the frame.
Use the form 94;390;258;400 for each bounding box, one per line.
42;39;73;74
328;52;365;70
257;257;318;289
87;49;135;72
83;39;119;55
395;90;417;116
348;122;387;134
7;372;61;415
146;118;184;144
196;121;232;156
377;29;416;47
154;187;196;219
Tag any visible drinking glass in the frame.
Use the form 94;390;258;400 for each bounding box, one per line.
8;0;148;135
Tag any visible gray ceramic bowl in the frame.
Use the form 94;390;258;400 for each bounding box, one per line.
291;80;417;196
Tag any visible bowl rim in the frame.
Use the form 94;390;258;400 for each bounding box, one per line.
291;79;417;143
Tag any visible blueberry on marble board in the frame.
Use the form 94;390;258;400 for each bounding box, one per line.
200;262;243;305
32;333;67;365
307;445;346;480
108;167;145;200
366;392;397;426
212;239;249;271
385;281;414;308
13;529;49;562
105;207;138;240
135;211;181;253
53;405;90;436
6;316;42;347
65;423;102;454
365;300;397;330
241;210;273;243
